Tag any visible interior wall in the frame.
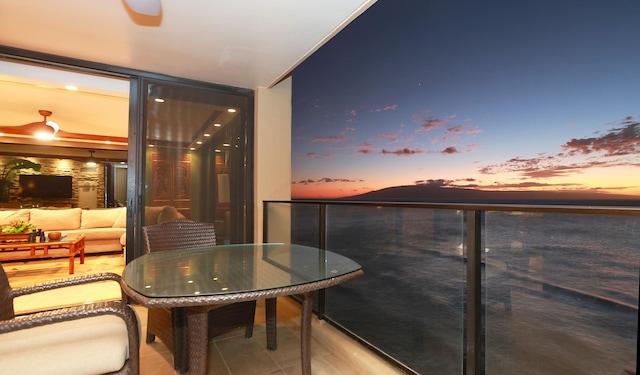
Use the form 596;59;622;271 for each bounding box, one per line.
254;78;292;242
0;154;104;208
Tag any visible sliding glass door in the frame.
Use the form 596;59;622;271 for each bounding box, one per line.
129;79;253;257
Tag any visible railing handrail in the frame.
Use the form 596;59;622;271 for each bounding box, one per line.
264;199;640;375
265;199;640;216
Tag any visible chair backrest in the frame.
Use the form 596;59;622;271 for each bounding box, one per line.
142;219;217;254
0;263;15;320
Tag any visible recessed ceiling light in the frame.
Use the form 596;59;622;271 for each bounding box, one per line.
196;141;203;145
204;133;211;137
154;98;165;103
214;123;221;127
223;143;230;147
65;85;78;91
190;147;196;150
215;149;221;153
227;108;236;113
149;144;155;148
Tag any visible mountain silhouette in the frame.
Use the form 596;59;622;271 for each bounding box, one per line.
341;185;640;206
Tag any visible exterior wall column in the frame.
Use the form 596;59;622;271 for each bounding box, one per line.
254;77;292;242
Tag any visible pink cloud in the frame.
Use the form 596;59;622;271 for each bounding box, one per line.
312;134;348;143
372;104;398;112
303;152;335;159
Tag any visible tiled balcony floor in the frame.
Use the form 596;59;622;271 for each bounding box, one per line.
5;253;404;375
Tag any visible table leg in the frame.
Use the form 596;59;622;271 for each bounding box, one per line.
186;306;211;375
300;292;315;375
266;297;277;350
79;237;85;264
69;243;75;274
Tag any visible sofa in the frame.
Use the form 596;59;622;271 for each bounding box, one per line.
0;206;185;261
0;207;126;260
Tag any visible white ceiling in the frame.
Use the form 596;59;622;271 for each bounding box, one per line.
0;0;376;151
0;0;376;89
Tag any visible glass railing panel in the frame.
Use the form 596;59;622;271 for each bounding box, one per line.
264;202;292;243
290;203;321;248
322;205;466;374
483;212;639;374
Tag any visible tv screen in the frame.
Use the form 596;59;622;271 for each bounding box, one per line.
18;175;73;198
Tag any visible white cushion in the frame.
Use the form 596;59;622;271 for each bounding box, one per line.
0;314;130;375
29;208;82;231
0;209;30;226
81;207;124;229
113;207;127;228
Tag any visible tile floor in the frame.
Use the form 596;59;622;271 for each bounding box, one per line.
4;253;405;375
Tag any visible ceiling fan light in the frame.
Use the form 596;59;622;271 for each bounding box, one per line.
34;121;58;140
86;150;98;166
124;0;161;16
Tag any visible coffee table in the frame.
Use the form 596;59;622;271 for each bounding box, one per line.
0;234;86;274
121;243;363;375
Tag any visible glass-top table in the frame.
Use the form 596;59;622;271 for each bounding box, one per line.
120;243;363;375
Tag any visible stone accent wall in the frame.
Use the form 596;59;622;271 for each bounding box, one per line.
0;155;104;208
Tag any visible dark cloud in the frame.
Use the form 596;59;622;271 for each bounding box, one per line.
293;177;363;185
382;148;424;155
414;179;452;187
441;146;459;154
562;117;639;156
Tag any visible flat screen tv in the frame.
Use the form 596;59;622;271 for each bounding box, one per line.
18;175;73;198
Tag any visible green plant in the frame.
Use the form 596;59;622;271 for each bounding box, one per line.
1;220;37;234
0;159;42;201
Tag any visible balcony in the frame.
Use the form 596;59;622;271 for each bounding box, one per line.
264;201;639;375
6;200;638;374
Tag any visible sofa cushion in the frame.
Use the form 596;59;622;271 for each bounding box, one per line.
0;314;130;375
29;208;82;231
0;209;30;226
113;207;127;228
81;207;124;229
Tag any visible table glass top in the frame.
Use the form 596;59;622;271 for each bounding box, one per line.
122;243;362;298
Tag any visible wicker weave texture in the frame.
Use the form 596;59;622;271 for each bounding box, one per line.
0;264;140;374
142;219;258;373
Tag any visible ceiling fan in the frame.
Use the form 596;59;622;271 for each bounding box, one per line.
0;109;128;146
123;0;161;16
122;0;162;26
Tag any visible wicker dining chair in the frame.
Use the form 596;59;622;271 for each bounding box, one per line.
142;219;267;374
0;264;139;375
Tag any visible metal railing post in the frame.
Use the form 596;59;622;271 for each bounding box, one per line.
465;210;482;375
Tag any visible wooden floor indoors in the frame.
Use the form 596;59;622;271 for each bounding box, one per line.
4;253;404;375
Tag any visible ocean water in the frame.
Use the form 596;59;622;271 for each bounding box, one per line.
289;205;639;375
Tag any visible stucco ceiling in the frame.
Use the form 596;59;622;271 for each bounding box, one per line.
0;0;376;152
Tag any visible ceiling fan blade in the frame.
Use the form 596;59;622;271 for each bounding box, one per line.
55;129;128;144
0;122;48;136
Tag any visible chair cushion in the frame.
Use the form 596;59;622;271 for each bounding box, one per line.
0;315;129;375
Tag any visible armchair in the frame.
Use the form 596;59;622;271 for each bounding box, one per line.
0;266;140;375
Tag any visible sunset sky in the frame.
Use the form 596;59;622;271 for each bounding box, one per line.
291;0;640;199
